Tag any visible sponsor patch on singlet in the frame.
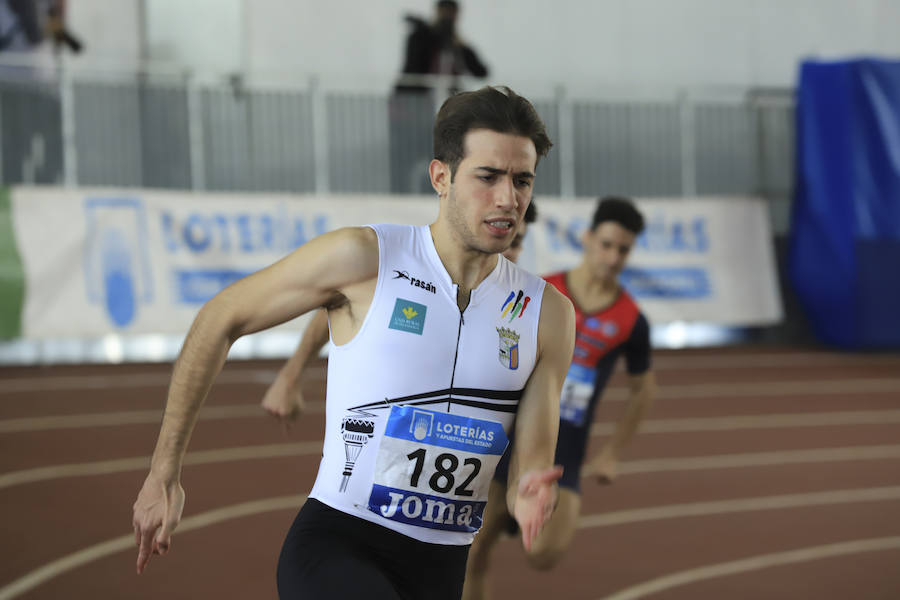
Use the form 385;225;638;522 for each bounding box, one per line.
559;363;596;426
367;405;508;533
389;298;427;335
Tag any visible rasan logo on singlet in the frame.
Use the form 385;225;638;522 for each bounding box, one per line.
393;269;436;294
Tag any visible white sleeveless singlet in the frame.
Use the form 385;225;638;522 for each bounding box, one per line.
308;224;546;545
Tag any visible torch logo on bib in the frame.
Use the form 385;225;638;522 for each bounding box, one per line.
496;327;520;370
339;416;375;492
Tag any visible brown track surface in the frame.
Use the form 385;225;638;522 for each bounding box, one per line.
1;346;899;599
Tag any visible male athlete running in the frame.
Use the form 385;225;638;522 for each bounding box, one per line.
131;87;574;600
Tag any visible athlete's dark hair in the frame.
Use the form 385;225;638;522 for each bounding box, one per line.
590;196;645;234
433;86;552;180
524;200;537;224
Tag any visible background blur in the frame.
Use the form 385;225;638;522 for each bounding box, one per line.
6;0;899;363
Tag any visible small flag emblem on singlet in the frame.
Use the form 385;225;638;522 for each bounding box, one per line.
500;290;530;322
497;327;520;370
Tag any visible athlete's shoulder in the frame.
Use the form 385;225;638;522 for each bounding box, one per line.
302;226;377;259
617;287;640;310
541;271;569;294
612;287;646;334
366;222;418;242
540;281;575;322
537;282;576;355
542;270;567;285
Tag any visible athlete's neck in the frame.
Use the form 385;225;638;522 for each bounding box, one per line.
429;222;500;295
567;263;620;311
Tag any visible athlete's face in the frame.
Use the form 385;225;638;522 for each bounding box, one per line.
434;129;536;255
582;221;636;284
501;222;528;263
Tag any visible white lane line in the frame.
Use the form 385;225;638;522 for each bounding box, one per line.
597;377;900;403
619;445;900;474
652;353;900;369
0;404;268;433
0;369;281;393
5;486;900;600
597;536;900;600
591;409;900;436
578;486;900;529
0;494;307;600
2;374;898;408
6;403;900;435
0;441;322;490
3;443;900;492
1;353;897;394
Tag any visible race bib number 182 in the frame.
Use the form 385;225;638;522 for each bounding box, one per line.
367;406;508;533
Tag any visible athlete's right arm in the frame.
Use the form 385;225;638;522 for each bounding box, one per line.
261;308;330;425
131;227;378;575
506;284;575;550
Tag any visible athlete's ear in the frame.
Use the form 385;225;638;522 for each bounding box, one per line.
580;226;593;247
429;159;451;198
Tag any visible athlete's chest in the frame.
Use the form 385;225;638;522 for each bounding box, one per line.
571;302;636;367
375;265;539;386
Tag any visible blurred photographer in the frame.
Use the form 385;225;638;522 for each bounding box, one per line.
0;0;81;55
396;0;488;92
390;1;490;193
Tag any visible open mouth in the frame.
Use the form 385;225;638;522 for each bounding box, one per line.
485;218;515;236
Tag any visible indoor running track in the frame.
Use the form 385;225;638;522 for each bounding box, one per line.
1;346;899;599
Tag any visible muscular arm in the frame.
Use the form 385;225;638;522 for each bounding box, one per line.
133;226;378;573
505;284;575;550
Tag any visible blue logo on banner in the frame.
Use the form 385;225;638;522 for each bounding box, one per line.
84;198;154;328
621;267;712;299
175;269;255;304
389;298;428;335
383;406;507;455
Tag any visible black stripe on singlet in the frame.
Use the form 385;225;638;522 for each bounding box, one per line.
348;386;524;415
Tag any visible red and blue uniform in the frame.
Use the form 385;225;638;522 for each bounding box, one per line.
495;271;651;492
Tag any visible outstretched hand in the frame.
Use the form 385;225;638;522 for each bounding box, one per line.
512;465;563;551
132;473;185;574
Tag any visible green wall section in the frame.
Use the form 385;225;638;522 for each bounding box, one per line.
0;187;25;338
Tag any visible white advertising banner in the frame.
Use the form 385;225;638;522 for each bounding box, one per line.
10;187;781;338
525;197;783;326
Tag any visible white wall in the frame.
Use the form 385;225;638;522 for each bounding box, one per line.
66;0;142;67
144;0;243;73
66;0;900;90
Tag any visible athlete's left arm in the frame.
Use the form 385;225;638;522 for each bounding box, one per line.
506;283;575;551
589;313;657;483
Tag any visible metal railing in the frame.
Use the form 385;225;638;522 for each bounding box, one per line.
0;60;799;364
0;59;795;225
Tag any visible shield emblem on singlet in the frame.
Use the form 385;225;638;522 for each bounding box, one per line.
497;327;520;370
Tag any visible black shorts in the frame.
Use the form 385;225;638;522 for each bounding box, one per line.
277;498;470;600
494;421;589;493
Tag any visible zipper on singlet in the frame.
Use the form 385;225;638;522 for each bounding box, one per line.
446;308;465;412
